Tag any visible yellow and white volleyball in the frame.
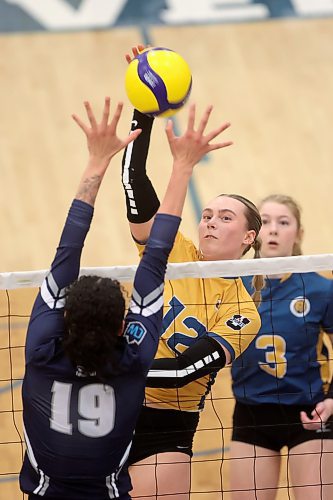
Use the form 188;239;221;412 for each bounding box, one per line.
125;47;192;117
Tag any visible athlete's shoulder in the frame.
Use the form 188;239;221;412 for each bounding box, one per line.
167;231;199;263
302;272;333;292
311;271;333;283
216;278;260;321
135;229;198;262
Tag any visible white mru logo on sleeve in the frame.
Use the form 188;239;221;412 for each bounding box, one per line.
125;321;147;345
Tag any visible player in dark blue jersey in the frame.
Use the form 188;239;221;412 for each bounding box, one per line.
230;194;333;500
19;97;221;499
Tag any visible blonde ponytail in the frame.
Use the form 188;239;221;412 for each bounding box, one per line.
251;238;265;308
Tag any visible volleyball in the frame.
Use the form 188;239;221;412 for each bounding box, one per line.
125;47;192;118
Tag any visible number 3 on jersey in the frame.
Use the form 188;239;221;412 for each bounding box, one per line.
50;381;115;437
256;335;287;379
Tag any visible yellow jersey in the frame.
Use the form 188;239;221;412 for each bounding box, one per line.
137;231;261;411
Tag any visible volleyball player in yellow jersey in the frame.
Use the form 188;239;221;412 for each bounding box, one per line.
140;226;262;412
120;46;263;500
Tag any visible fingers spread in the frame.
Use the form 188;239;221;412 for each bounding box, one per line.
187;103;196;132
101;97;110;129
109;102;123;132
205;122;231;143
208;140;233;152
165;119;175;142
72;113;88;134
197;105;213;136
84;101;98;130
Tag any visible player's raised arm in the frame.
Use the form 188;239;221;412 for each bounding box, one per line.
121;45;166;244
46;98;141;288
125;104;233;321
73;97;141;207
121;108;159;243
125;104;233;365
26;98;141;352
121;102;232;243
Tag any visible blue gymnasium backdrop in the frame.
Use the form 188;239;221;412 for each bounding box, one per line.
0;0;332;33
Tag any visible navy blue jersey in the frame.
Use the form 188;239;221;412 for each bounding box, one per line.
20;199;180;499
232;273;333;405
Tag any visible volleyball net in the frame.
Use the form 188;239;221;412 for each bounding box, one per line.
1;254;332;499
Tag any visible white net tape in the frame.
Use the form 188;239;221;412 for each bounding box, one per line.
1;253;333;289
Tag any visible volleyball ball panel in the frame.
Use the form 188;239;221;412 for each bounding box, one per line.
147;50;192;104
125;47;192;117
125;59;160;114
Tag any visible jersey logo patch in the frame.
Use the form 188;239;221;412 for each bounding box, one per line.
226;314;250;330
124;321;147;345
290;296;311;317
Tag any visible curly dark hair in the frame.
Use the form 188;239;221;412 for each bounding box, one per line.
63;275;125;379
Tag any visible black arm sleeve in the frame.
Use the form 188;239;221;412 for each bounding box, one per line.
146;336;227;388
121;109;160;223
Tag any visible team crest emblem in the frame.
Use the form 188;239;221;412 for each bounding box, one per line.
124;321;147;345
226;314;250;330
290;296;310;317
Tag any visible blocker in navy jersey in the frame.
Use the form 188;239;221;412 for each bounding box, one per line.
232;273;333;405
20;199;180;499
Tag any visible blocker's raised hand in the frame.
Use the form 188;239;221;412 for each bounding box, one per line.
73;97;141;206
72;97;141;167
165;103;233;171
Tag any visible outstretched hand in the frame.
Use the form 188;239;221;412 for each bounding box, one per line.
73;98;141;206
72;97;141;168
300;399;333;431
157;104;232;218
165;104;233;173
